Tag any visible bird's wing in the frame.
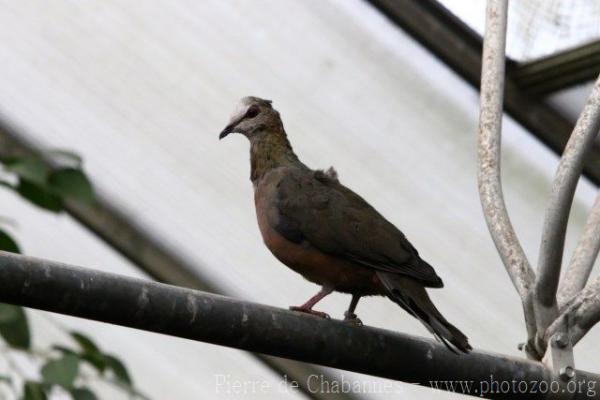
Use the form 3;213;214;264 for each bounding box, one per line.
272;169;443;288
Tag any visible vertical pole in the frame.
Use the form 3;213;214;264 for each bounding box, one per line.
477;0;537;355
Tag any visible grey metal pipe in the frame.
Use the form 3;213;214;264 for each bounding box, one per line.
0;251;598;399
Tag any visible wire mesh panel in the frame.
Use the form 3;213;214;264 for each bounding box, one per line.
511;0;600;60
441;0;600;60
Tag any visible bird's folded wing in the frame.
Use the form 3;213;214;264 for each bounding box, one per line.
272;170;443;288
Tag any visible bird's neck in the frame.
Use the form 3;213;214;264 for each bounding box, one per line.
249;129;303;182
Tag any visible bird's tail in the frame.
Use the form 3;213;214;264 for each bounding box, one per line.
377;272;472;354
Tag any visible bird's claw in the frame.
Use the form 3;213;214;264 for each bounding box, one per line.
343;311;363;326
289;306;330;319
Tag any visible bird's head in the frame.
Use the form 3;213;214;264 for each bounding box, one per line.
219;96;281;140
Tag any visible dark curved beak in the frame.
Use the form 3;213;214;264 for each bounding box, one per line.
219;124;234;140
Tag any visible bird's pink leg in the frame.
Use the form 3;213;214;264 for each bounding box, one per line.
289;286;333;319
343;294;363;326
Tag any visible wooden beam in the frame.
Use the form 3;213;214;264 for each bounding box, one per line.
513;40;600;95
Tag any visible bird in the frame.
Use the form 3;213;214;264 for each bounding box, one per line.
219;96;471;353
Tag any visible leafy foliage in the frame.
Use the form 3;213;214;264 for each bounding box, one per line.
0;227;28;353
66;331;133;385
22;381;47;400
49;331;139;397
4;157;47;185
41;354;79;388
70;332;100;356
0;229;20;253
0;304;30;349
2;152;94;213
16;180;63;212
48;169;94;204
45;150;82;169
103;355;132;386
0;150;147;399
69;387;97;400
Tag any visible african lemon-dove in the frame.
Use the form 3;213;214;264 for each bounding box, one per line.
219;96;471;353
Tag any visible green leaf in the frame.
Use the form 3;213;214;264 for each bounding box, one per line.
81;352;107;373
68;331;107;372
48;169;94;204
16;180;63;212
0;228;20;253
4;156;48;185
0;180;14;189
70;332;100;354
54;343;107;372
46;150;82;168
52;345;78;356
70;387;97;400
41;354;79;388
22;381;47;400
0;304;30;349
104;354;132;386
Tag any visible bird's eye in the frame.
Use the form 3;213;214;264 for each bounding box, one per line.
245;105;260;119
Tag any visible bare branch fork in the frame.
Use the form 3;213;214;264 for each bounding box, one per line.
558;194;600;309
478;0;600;375
477;0;537;356
535;75;600;346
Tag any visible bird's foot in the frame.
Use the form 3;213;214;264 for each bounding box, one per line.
289;306;330;319
343;311;363;326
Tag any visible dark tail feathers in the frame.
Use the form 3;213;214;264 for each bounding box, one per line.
377;272;472;354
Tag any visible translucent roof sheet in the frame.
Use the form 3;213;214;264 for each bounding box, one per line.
0;1;599;399
439;0;600;61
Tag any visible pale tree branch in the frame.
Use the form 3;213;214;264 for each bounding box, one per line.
558;193;600;310
477;0;537;354
547;276;600;348
534;74;600;349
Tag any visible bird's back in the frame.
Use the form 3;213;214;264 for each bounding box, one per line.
255;165;444;289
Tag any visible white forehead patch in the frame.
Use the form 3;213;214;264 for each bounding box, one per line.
229;100;250;123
